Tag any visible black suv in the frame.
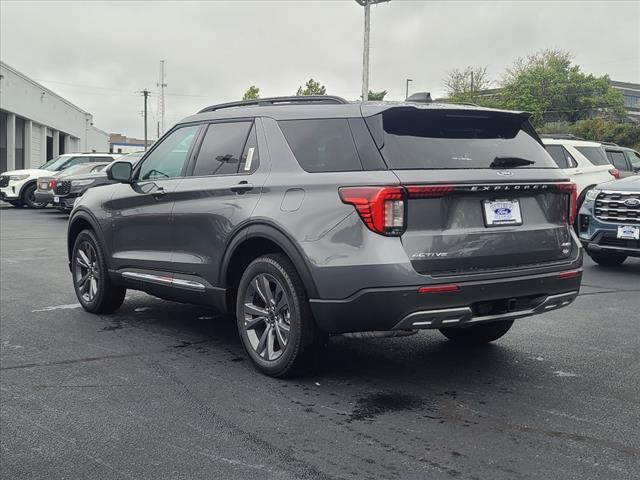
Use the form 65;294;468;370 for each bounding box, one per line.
67;95;583;376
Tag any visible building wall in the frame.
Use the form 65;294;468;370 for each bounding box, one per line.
0;61;109;172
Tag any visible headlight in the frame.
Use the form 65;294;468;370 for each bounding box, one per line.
585;189;600;201
9;174;29;181
70;179;95;187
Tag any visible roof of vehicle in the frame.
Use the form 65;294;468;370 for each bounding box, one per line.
179;96;530;124
541;138;603;147
58;152;116;157
604;145;638;152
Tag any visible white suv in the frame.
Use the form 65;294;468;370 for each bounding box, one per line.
0;153;117;208
541;136;618;208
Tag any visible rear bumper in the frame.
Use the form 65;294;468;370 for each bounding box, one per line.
309;268;582;334
34;191;53;204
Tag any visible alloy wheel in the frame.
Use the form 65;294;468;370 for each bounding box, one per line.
74;241;99;303
242;273;291;361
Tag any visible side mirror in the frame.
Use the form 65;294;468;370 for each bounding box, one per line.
106;161;133;183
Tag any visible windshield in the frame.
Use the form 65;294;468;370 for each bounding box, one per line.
366;108;557;169
39;155;71;171
58;164;87;176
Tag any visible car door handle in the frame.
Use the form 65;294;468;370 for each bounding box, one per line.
230;181;254;194
153;187;166;199
574;169;583;175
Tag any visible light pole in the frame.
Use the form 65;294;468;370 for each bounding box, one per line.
355;0;389;102
405;78;412;99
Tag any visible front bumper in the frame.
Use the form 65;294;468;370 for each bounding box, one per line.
34;190;54;204
309;269;582;334
578;202;640;257
54;196;76;210
0;186;20;201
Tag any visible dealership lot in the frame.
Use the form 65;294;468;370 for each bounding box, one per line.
1;204;638;480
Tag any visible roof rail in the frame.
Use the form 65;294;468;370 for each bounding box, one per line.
600;141;620;147
539;134;586;141
197;95;349;114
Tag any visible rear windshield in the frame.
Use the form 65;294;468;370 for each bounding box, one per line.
575;146;610;166
365;108;557;169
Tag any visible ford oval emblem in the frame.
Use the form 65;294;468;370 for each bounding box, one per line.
497;171;513;176
623;198;640;207
494;207;512;215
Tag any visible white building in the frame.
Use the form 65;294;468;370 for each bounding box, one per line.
0;61;109;172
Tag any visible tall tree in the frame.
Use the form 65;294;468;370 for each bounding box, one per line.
443;66;491;103
498;49;625;127
242;85;260;100
296;78;326;96
367;90;387;101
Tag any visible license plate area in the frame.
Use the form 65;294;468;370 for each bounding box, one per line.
617;225;639;240
483;198;523;227
53;196;59;203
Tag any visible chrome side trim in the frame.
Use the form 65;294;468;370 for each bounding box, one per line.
393;291;579;330
121;271;206;292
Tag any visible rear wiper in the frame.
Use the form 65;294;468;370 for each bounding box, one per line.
490;156;535;168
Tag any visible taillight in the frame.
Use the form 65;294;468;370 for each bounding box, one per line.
556;183;577;225
406;185;454;198
608;168;620;179
339;186;406;236
418;284;459;294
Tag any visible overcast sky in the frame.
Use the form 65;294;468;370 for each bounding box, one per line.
1;1;638;139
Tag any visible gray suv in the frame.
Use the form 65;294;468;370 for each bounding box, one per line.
67;95;583;376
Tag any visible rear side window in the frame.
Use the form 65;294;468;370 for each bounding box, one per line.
366;108;556;169
279;119;363;172
575;146;610;166
607;151;628;171
192;121;252;176
626;150;640;169
545;145;576;169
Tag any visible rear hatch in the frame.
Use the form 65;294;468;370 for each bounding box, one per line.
364;106;575;276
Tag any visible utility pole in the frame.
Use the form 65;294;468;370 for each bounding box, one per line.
405;78;412;99
142;89;150;150
157;60;167;137
356;0;389;102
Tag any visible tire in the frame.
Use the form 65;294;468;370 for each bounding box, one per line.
439;320;514;346
71;229;126;314
236;253;320;377
22;183;47;209
587;251;627;266
8;201;24;208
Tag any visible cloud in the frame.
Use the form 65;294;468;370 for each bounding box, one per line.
2;1;638;139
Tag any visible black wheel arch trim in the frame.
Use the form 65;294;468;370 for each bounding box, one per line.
18;180;37;199
67;209;106;269
220;220;319;299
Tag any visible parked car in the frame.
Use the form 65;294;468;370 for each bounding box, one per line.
52;152;144;211
35;162;111;206
541;135;619;210
603;144;640;177
67;95;583;377
578;176;640;265
1;153;118;208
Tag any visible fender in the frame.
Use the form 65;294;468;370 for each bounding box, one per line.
220;221;319;299
67;208;106;267
18;179;37;199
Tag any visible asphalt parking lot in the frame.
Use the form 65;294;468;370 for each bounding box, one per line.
1;204;638;480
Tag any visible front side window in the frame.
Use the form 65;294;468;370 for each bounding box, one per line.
279;119;363;172
192;122;252;176
138;125;198;180
575;146;610;166
625;150;640;170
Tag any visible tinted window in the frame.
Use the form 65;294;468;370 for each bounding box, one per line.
607;151;628;171
367;108;556;169
91;156;114;162
238;124;260;174
279;119;363;172
64;156;89;168
138;125;198;180
192;122;252;176
625;150;640;170
575;146;610;166
545;145;576;169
